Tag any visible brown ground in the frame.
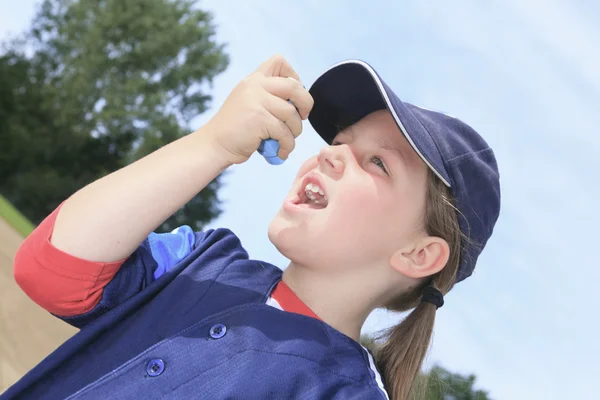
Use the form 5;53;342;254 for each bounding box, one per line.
0;219;77;393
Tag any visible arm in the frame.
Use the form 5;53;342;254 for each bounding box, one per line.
13;130;228;319
50;130;231;263
14;54;311;322
50;54;312;264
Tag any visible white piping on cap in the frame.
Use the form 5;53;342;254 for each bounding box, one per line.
320;59;451;187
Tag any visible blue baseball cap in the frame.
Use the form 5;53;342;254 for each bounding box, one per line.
308;60;501;283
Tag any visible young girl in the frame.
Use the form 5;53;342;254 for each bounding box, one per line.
6;55;500;400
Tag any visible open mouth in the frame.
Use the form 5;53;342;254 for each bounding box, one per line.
294;176;329;210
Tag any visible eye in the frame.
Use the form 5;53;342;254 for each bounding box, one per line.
370;155;388;175
331;140;342;146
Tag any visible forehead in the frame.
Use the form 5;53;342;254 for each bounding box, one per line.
337;110;412;151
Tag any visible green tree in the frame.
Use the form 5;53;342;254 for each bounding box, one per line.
0;0;229;231
359;335;491;400
422;365;491;400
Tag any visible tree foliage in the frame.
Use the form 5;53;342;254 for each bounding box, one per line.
1;0;229;231
421;365;491;400
359;335;491;400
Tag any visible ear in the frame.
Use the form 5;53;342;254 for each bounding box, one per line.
389;236;450;279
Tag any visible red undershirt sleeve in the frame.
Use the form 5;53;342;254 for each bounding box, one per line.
13;202;127;317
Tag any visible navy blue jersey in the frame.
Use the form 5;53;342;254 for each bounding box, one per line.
3;227;389;399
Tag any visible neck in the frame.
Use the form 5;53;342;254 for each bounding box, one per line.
281;261;379;342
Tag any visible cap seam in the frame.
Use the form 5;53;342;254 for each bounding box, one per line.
446;147;493;165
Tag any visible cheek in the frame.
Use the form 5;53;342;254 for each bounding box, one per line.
326;184;415;251
327;185;394;243
336;179;390;217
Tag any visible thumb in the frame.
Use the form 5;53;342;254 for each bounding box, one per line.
255;54;301;82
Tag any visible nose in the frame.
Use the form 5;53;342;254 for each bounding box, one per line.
318;145;346;177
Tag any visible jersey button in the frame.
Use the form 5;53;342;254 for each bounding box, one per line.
146;358;165;377
209;323;227;339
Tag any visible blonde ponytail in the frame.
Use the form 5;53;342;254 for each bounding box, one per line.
375;170;464;399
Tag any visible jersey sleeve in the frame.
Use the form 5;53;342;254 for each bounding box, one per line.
13;203;200;329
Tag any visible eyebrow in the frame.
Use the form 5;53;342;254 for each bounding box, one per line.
335;129;408;164
378;139;406;163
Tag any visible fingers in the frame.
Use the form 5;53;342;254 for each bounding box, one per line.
262;77;314;119
263;114;296;160
255;54;301;83
253;54;309;160
263;94;303;138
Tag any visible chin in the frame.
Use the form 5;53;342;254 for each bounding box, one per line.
267;213;324;268
268;211;353;271
267;212;303;261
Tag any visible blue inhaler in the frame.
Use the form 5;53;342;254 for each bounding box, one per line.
257;78;303;165
257;139;284;165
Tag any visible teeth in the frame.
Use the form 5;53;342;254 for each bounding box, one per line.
303;181;327;205
305;182;324;194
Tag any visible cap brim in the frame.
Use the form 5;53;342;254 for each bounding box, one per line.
308;60;451;187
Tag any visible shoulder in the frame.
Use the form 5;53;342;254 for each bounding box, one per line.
146;226;250;280
157;227;282;298
193;227;249;256
320;328;390;399
327;382;389;399
149;226;246;255
267;315;389;399
238;308;390;399
184;227;254;273
304;354;389;399
319;364;389;399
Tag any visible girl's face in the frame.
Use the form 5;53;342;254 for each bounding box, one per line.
268;109;430;274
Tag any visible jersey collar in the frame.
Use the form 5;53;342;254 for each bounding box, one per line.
270;280;321;321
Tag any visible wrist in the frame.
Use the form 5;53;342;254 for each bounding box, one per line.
187;126;236;169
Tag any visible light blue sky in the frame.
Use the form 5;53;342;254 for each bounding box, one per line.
1;1;598;399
